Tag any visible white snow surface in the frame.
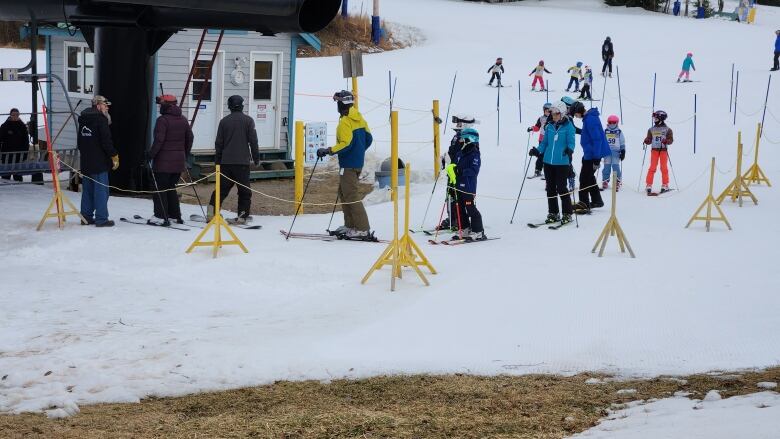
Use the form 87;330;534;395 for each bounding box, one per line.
570;391;780;438
2;0;780;418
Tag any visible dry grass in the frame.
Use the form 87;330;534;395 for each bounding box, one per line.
1;368;778;438
298;14;414;58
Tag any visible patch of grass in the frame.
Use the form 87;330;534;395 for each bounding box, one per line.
1;368;778;438
298;14;414;58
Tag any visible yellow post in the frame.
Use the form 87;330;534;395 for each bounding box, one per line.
742;123;771;187
362;112;435;290
686;157;731;232
432;99;441;180
592;171;635;258
716;131;757;207
294;121;305;214
351;76;359;110
186;164;248;258
37;151;86;231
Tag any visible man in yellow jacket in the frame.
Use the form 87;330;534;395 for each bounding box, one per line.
317;90;373;239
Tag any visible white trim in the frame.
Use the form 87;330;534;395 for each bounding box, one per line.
62;41;94;100
249;50;284;150
187;49;225;149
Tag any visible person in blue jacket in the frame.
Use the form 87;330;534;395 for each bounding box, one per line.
568;101;611;212
529;102;576;225
446;127;485;240
772;30;780;72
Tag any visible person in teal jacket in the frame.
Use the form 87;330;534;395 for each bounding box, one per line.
677;52;696;82
529;102;576;224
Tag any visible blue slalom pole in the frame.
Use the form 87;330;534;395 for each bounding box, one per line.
694;93;697;154
441;72;457;135
617;65;624;124
497;80;501;146
729;63;734;113
760;75;771;138
733;71;739;126
518;80;522;124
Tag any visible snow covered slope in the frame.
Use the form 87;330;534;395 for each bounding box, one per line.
2;0;780;415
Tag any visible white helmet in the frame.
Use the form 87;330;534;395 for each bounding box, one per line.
550;101;568;117
452;114;476;130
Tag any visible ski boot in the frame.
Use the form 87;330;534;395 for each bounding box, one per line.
573;201;591;215
544;213;560;224
646;186;653;196
659;185;671;194
616;179;622;192
561;214;573;225
147;216;170;227
469;230;487;241
436;218;451;231
228;211;251;225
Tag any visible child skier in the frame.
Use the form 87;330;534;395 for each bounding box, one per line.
643;110;674;195
445;127;485;240
677;52;696;82
526;103;552;178
602;115;626;191
528;60;551;91
487;57;505;87
566;62;584;92
438;114;476;231
579;66;593;100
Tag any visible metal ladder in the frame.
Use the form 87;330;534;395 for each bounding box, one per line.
179;29;225;128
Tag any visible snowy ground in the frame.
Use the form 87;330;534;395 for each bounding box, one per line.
2;1;780;435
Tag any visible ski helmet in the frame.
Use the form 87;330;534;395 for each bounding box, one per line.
606;36;611;42
652;110;668;122
460;128;479;144
551;101;568;116
452;114;476;130
496;57;503;63
539;60;544;65
687;52;693;57
560;96;576;108
227;95;244;111
576;61;583;67
607;115;619;125
543;102;552;111
569;101;586;117
333;90;355;104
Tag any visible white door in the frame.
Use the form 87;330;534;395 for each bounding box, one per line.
249;52;282;149
188;51;224;150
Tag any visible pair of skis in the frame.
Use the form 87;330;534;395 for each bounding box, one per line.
280;230;386;243
119;214;263;231
527;220;573;230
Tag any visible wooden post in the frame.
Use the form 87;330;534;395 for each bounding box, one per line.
294;121;305;214
592;171;635;258
742;123;771;187
433;99;441;180
686;157;731;232
716;131;757;207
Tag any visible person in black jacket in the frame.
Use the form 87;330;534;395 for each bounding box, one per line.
601;36;614;77
207;95;260;224
77;95;118;227
0;108;29;182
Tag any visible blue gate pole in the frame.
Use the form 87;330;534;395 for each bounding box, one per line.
617;65;624;124
518;80;522;124
760;75;771;138
729;63;734;113
733;71;739;126
497;81;501;146
694;93;697;154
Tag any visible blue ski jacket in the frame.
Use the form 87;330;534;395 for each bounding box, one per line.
580;108;611;160
775;34;780;52
682;56;695;71
454;142;481;195
537;117;576;166
331;106;373;169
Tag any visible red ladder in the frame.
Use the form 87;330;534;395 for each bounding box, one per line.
179;29;225;129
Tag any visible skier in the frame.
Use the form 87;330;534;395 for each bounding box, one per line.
602;115;626;191
643;110;674;195
601;36;614;77
569;100;610;213
487;57;505;87
445;127;485;240
566;62;584;92
317;90;374;239
579;66;594;101
528;102;576;225
207;95;260;224
526;103;552;178
528;60;551;91
772;29;779;72
677;52;696;82
437;113;476;231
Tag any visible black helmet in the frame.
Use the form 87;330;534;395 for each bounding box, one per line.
333;90;355;104
652;110;668;122
227;95;244;111
569;101;586;117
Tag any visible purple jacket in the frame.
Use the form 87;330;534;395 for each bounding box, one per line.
150;104;193;173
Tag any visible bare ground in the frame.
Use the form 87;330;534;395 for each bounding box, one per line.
1;368;778;438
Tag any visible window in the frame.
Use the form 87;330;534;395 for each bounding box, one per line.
191;60;212;102
64;42;94;97
253;61;273;100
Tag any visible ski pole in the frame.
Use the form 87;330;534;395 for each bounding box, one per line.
569;162;579;228
441;72;457;135
326;184;341;233
431;188;450;242
509;157;533;224
148;160;169;223
665;149;680;191
637;145;648;191
183;166;207;219
285;156;320;240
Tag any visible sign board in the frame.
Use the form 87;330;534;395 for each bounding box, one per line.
0;68;19;81
341;50;364;78
305;122;328;165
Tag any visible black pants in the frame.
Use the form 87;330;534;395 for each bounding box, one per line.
566;76;580;91
444;183;457;225
489;72;502;86
535;155;544;173
457;192;483;233
208;164;251;215
579;158;603;206
774;51;779;70
579;83;592;100
543;164;573;215
602;56;613;74
152;172;182;220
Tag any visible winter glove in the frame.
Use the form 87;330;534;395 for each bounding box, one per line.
619;149;625;161
111;155;119;171
446;163;457;185
661;138;670;145
316;147;332;158
529;147;540;157
441;155;446;170
527;127;533;132
253;157;260;166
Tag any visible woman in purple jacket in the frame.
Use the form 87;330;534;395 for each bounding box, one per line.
148;95;194;225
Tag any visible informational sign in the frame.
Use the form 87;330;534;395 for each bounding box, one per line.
305;122;327;165
256;104;268;121
0;68;19;81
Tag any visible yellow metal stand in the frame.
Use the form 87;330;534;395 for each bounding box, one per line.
716;132;757;207
592;171;635;258
186;165;248;258
351;76;359;110
362;112;436;291
742;123;771;187
37;152;86;230
294;121;305;214
686;157;732;232
432;99;441;180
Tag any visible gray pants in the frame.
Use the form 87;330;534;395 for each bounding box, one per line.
339;168;370;232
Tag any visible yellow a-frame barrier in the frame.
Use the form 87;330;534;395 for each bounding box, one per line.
686;157;731;232
37;152;86;231
186;165;248;258
592;171;635;258
742;123;771;187
362;111;436;291
716;131;757;207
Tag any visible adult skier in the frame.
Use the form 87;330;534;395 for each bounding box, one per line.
601;36;614;77
569;100;610;213
438;114;476;231
77;95;118;227
527;103;552;178
445;127;485;240
771;30;779;72
487;57;505;87
643;110;674;195
602;115;626;190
